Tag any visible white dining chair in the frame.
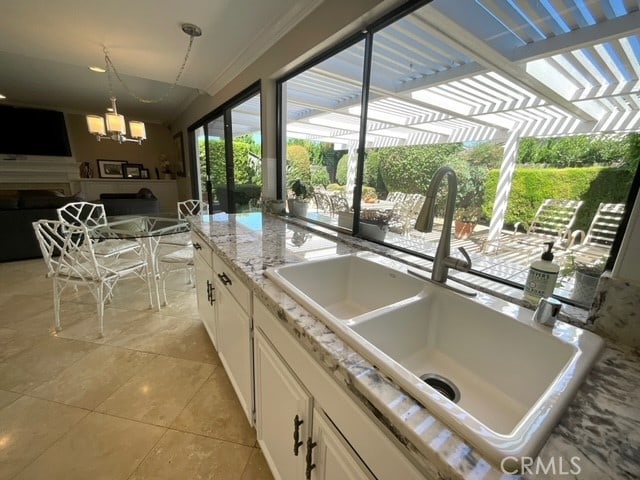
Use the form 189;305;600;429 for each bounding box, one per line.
160;199;208;248
57;201;140;257
158;246;195;306
32;219;152;336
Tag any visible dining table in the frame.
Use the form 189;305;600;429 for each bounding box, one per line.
88;213;191;310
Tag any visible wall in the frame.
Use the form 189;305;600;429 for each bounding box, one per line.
68;113;179;180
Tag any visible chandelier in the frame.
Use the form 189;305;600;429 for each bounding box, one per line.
86;23;202;144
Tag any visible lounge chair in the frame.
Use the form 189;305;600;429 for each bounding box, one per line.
484;199;584;253
568;202;625;262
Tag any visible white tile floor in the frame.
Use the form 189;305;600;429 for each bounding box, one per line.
0;258;273;480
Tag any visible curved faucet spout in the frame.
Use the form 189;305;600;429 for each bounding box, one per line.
414;166;473;286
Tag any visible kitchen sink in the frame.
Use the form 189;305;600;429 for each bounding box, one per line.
265;253;604;470
265;253;425;323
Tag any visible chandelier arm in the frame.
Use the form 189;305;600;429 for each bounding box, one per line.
102;33;196;104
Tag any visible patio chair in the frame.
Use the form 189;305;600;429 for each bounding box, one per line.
484;199;584;254
32;219;152;336
568;202;625;261
57;201;140;257
330;195;350;214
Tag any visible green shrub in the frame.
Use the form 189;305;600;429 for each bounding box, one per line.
483;167;633;231
287;144;311;184
326;183;345;192
311;166;330;187
378;144;464;193
336;154;349;185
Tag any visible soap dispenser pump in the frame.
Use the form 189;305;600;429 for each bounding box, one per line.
523;241;559;305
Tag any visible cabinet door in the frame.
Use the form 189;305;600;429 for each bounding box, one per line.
310;408;375;480
193;246;217;348
217;283;253;424
254;329;312;480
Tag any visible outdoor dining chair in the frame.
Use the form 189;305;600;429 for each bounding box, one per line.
32;219;152;336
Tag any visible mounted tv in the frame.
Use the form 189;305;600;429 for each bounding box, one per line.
0;105;72;156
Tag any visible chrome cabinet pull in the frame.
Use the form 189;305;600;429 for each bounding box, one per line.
293;415;304;456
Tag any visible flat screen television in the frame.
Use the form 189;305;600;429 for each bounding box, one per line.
0;105;72;156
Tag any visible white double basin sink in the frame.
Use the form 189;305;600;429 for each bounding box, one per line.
265;253;604;471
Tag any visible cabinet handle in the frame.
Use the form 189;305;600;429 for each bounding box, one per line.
217;272;232;286
209;281;215;305
293;415;304;456
305;437;317;479
194;242;202;250
206;280;211;303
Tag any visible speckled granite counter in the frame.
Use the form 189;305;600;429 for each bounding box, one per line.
191;212;639;480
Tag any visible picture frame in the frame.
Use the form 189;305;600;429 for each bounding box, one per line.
173;131;186;177
123;163;143;179
97;159;126;179
140;168;150;179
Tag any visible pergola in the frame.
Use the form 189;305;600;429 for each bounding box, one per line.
279;0;639;245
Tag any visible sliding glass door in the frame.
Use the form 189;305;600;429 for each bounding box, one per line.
191;83;262;213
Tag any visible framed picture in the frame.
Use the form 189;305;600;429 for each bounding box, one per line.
173;131;186;177
140;168;150;179
97;159;126;179
123;163;142;179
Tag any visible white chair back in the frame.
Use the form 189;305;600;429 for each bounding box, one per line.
178;200;209;219
57;202;108;229
32;219;102;281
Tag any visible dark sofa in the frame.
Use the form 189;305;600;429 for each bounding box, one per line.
0;188;160;262
0;189;85;262
99;188;159;216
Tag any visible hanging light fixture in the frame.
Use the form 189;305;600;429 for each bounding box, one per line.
86;23;202;144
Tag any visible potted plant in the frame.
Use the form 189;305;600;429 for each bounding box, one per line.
359;208;392;241
287;179;313;217
454;206;482;240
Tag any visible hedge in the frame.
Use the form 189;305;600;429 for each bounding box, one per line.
483;167;633;232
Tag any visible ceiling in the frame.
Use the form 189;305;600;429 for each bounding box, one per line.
0;0;324;125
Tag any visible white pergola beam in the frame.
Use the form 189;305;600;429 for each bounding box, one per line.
414;8;597;123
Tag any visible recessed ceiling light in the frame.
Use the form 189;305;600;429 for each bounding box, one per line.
89;66;106;73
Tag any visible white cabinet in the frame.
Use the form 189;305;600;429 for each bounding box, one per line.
254;329;312;480
214;251;254;425
255;328;373;480
192;233;217;348
254;298;422;480
311;408;374;480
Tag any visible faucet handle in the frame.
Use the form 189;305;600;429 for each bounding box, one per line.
533;297;561;327
445;246;473;272
458;247;472;268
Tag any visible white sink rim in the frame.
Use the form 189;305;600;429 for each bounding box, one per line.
265;252;427;325
265;253;604;470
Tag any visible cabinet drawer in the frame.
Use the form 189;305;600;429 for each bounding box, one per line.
191;232;212;268
213;252;251;314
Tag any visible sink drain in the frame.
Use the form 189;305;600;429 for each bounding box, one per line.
420;374;460;403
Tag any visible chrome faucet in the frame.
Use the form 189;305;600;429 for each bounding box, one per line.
414;166;474;292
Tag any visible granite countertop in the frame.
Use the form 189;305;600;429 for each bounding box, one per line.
190;212;639;480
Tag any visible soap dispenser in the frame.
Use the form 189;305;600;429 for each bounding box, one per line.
523;241;559;305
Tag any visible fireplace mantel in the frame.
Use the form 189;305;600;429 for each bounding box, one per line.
0;156;80;194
